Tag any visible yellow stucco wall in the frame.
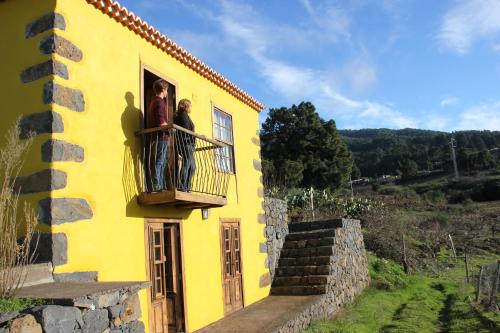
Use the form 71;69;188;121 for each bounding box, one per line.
0;0;57;237
0;0;268;332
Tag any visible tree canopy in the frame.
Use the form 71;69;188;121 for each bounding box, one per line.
260;102;353;190
340;129;500;177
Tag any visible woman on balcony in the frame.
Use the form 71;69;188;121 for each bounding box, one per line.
174;99;196;192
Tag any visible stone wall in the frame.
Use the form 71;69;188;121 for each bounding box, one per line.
0;287;145;333
272;219;370;333
263;197;289;280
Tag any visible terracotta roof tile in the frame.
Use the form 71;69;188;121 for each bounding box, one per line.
86;0;265;111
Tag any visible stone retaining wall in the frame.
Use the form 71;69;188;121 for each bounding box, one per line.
0;289;145;333
274;219;370;333
263;197;289;280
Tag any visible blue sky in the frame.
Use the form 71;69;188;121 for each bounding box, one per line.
120;0;500;131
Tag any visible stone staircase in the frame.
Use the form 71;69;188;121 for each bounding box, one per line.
271;219;369;298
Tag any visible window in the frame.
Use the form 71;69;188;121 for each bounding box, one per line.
213;108;235;173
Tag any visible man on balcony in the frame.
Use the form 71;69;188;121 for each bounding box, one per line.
146;79;169;192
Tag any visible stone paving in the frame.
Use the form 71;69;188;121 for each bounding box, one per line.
195;295;321;333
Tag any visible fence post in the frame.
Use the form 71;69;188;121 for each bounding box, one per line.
476;265;484;302
310;187;315;221
489;260;500;306
448;234;457;261
402;234;409;274
464;249;469;283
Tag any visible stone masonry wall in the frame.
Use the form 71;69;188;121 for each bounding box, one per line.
0;290;145;333
263;197;289;281
274;219;370;333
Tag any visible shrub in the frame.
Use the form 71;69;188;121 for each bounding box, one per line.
0;123;38;298
422;190;447;205
369;254;408;290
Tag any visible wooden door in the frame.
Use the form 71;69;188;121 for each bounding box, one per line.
164;225;184;333
221;221;244;315
148;224;169;333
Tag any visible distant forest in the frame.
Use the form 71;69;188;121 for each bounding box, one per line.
340;129;500;179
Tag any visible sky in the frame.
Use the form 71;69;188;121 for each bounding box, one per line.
119;0;500;131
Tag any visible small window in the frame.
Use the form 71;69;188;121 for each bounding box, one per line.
213;108;235;173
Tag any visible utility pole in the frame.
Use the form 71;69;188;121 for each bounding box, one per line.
450;137;459;179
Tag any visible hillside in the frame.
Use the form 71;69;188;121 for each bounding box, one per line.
339;128;500;178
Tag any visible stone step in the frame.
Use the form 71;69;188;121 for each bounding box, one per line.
271;285;327;296
288;219;344;233
278;256;331;267
282;237;335;249
275;265;331;277
285;229;337;241
272;275;329;287
280;246;333;258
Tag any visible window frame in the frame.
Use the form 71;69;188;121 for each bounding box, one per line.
212;106;236;174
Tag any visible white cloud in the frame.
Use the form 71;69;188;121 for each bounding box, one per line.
456;101;500;130
207;1;415;128
437;0;500;54
440;96;459;107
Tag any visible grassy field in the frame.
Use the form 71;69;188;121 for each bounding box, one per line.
303;253;499;333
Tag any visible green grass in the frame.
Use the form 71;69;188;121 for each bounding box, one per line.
302;253;499;333
0;297;48;312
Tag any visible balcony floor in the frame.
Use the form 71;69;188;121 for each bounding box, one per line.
138;189;227;208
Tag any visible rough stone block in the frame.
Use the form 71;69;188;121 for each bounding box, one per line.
39;35;82;62
41;139;84;162
18;263;54;287
257;214;265;224
30;232;68;266
14;169;66;194
20;60;68;83
38;198;93;225
18;111;64;139
257;187;264;198
43;82;85;112
108;304;123;319
9;314;42;333
125;320;145;333
27;305;82;333
259;242;268;254
94;291;119;308
259;272;272;288
82;309;108;333
0;311;19;325
53;271;98;283
25;12;66;38
120;294;141;324
253;159;262;171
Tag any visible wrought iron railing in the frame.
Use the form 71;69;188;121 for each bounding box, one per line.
136;124;230;198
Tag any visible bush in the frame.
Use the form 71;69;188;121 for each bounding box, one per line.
369;254;408;290
378;185;418;198
422;190;446;205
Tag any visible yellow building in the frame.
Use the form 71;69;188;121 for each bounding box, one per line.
0;0;268;332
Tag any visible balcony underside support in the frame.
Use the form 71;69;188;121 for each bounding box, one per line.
138;189;227;208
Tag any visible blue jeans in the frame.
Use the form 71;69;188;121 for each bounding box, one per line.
153;140;168;191
180;145;195;191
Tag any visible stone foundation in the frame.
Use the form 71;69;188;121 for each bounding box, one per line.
0;282;148;333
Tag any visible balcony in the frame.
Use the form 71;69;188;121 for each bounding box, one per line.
135;124;229;208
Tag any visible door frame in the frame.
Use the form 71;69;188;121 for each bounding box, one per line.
219;218;245;315
144;218;189;333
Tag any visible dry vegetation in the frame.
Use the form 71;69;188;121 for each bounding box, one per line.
0;123;38;297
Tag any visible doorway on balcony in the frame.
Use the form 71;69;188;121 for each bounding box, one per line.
141;67;177;193
146;219;185;333
142;67;176;129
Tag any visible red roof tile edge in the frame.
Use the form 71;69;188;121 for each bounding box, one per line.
86;0;265;112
